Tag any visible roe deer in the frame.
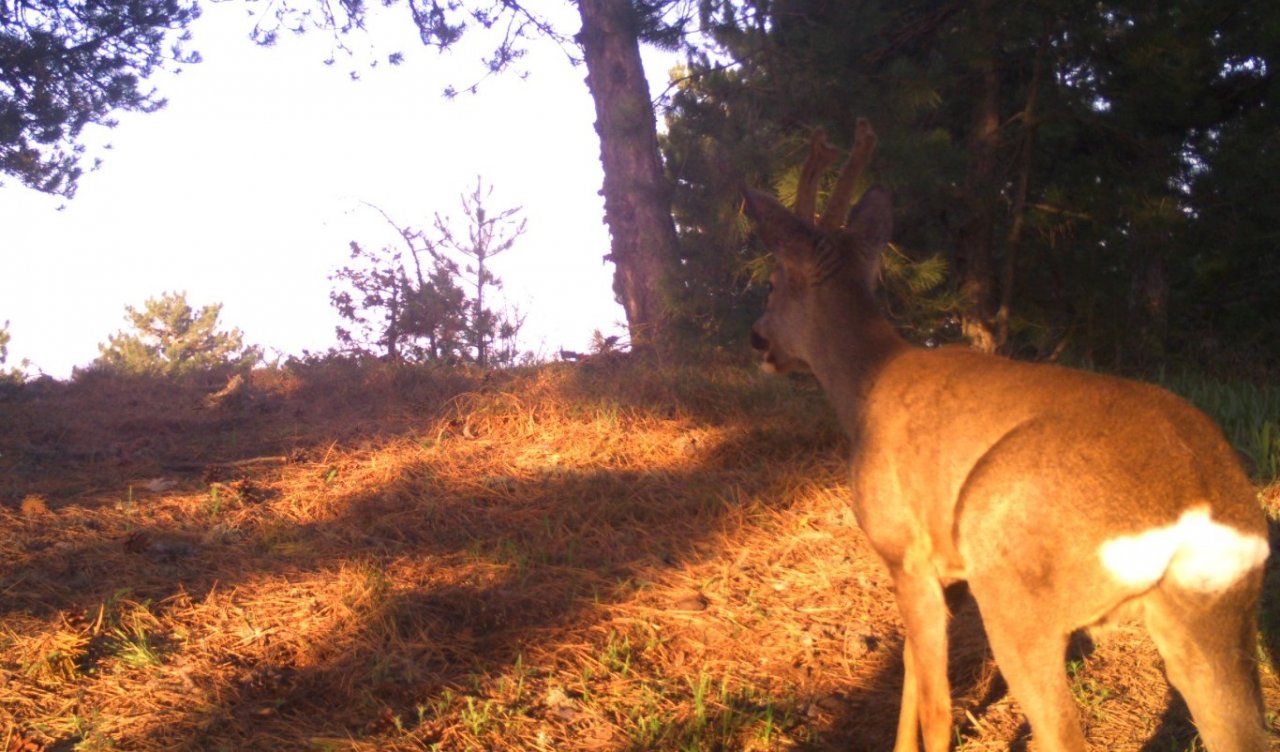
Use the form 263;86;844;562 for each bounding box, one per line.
742;120;1271;752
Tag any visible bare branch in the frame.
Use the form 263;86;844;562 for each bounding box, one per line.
361;200;441;289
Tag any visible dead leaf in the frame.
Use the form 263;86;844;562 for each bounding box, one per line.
670;592;710;612
19;495;49;517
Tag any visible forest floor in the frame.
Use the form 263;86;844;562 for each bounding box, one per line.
1;355;1278;751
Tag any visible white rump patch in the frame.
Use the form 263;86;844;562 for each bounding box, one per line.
1098;507;1270;593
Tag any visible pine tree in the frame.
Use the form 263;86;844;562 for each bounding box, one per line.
664;0;1278;369
1;0;200;196
0;320;21;383
94;292;261;377
430;177;527;367
331;180;527;366
330;239;469;363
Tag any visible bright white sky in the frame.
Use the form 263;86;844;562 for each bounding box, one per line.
3;2;675;377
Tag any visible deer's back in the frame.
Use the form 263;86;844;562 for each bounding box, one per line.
847;346;1264;580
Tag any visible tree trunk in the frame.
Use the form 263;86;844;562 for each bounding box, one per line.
576;0;680;350
995;37;1046;353
955;0;1001;353
1128;247;1169;367
474;255;487;367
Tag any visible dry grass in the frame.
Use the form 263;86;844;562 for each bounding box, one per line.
1;355;1277;751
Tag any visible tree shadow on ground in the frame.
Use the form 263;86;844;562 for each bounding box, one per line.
800;583;1005;751
2;360;1276;750
3;360;869;747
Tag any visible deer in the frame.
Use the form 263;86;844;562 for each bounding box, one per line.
741;119;1272;752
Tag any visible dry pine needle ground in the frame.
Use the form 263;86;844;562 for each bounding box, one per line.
1;356;1277;751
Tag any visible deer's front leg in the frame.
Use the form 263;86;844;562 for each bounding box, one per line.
892;569;952;752
895;638;921;752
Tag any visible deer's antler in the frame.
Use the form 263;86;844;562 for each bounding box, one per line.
793;128;841;223
816;118;878;231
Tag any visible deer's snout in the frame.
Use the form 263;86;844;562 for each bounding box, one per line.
750;328;769;352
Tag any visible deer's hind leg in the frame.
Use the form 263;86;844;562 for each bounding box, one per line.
964;565;1087;752
957;490;1090;750
1142;572;1267;752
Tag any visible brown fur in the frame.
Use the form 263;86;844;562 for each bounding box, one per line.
742;185;1269;752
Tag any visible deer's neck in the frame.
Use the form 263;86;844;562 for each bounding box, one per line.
804;296;907;436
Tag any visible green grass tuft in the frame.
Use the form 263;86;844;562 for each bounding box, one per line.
1155;370;1280;482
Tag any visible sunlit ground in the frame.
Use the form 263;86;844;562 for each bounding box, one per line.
2;356;1277;750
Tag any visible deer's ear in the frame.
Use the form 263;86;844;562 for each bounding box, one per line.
843;186;893;290
742;188;818;269
846;186;892;251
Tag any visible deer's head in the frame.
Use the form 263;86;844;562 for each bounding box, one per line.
742;121;892;374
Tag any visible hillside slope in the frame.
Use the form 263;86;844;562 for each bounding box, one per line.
2;357;1276;750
